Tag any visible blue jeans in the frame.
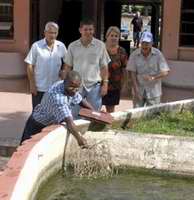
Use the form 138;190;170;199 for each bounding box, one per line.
72;83;102;119
133;32;141;42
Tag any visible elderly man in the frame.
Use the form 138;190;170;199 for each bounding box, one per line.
20;71;94;147
126;31;170;107
61;18;110;118
25;22;67;109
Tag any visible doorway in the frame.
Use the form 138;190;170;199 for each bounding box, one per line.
30;0;83;47
30;0;40;44
104;0;162;55
57;0;83;46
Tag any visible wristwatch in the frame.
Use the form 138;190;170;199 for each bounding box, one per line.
103;80;109;83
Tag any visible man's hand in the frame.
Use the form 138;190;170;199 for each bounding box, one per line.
101;83;108;96
77;135;89;149
27;64;37;95
65;117;89;149
143;74;155;81
143;71;169;82
30;84;37;96
132;87;143;101
80;99;95;111
135;93;143;101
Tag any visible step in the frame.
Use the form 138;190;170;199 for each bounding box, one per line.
0;137;19;157
0;156;10;171
0;77;28;93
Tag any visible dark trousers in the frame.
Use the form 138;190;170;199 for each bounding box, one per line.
32;91;45;110
20;115;46;144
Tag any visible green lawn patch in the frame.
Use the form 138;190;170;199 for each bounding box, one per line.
113;110;194;137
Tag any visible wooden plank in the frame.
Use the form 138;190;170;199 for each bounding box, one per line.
79;108;113;124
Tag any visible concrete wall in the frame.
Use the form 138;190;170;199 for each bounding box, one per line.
0;0;30;54
1;99;194;199
0;0;30;77
178;47;194;61
0;53;26;78
162;0;181;60
162;0;194;61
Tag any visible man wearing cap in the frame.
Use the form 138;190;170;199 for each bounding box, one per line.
126;31;170;107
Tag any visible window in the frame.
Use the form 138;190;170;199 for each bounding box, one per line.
0;0;14;39
179;0;194;47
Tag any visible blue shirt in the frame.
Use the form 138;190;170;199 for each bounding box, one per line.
32;80;82;125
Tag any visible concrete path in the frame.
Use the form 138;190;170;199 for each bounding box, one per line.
0;92;31;145
0;88;133;157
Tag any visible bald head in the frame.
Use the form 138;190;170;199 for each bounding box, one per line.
64;71;82;96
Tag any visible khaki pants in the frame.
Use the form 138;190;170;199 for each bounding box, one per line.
134;96;161;108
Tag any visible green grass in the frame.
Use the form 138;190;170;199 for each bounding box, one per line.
115;110;194;137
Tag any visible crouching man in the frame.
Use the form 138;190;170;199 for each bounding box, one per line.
21;71;94;148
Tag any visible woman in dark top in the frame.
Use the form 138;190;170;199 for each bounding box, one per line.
102;26;128;113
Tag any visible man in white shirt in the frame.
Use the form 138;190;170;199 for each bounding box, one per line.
62;19;110;118
25;22;67;109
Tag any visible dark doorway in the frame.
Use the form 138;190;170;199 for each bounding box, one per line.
30;0;40;44
104;1;132;55
58;0;83;47
30;0;82;47
103;0;162;55
104;1;122;32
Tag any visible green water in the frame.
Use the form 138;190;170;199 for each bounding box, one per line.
37;171;194;200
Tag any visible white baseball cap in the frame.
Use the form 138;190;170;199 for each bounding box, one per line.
140;31;153;43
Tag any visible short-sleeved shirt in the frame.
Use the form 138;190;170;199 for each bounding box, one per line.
131;16;143;32
25;39;67;92
126;47;169;98
65;38;110;89
32;80;82;125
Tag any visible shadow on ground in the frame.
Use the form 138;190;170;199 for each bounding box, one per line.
0;111;29;145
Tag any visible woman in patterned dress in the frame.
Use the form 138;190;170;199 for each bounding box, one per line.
102;26;128;113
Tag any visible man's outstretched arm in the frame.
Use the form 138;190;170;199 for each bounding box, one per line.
64;116;88;148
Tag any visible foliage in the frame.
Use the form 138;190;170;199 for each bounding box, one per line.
120;110;194;137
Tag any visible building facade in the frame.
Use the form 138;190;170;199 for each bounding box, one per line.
0;0;193;95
